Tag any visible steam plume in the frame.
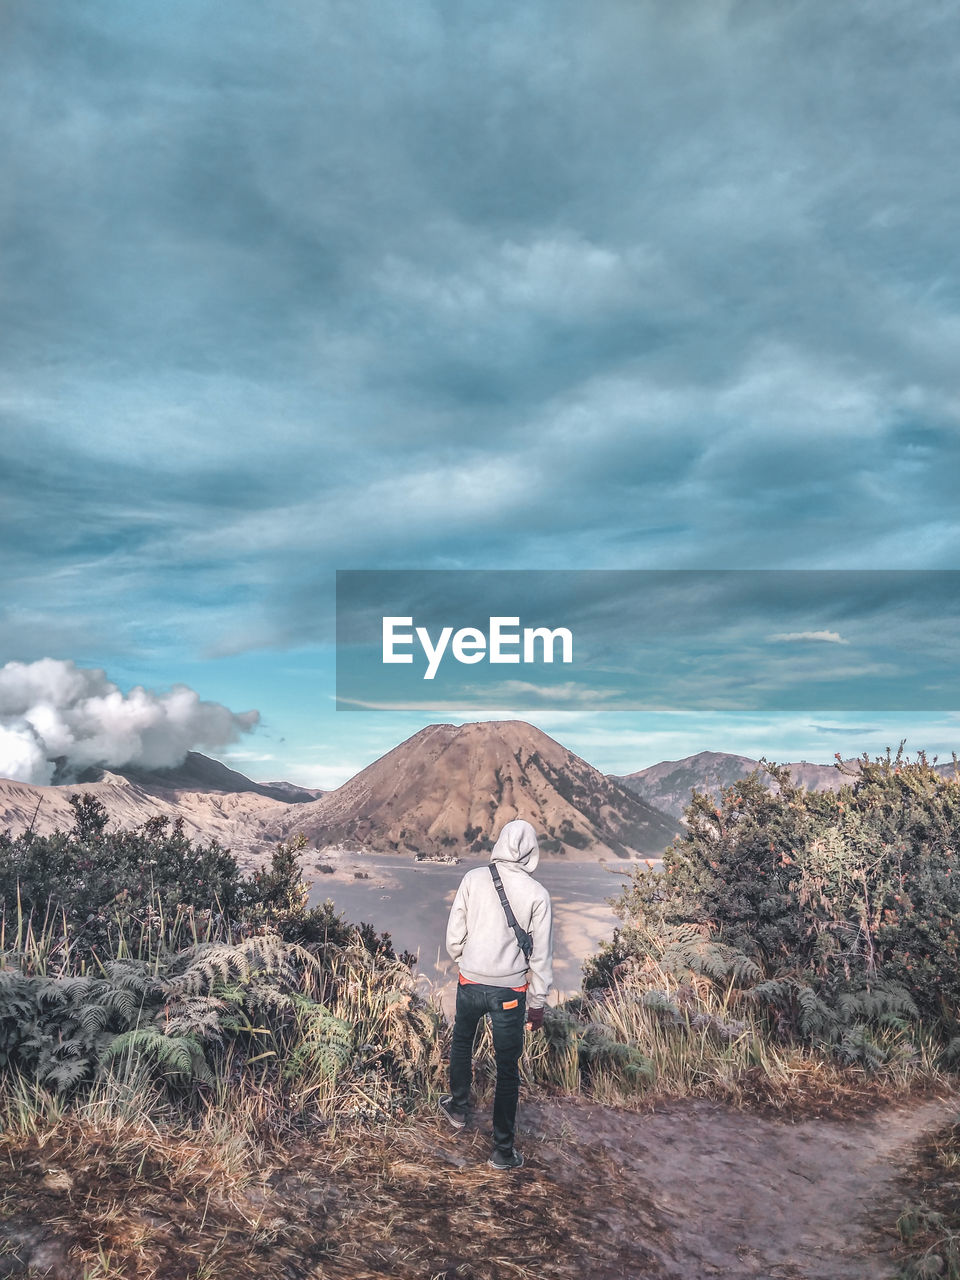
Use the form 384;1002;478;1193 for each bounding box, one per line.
0;659;260;785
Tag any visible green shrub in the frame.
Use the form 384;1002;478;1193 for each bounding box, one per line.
0;797;402;963
0;800;434;1119
586;747;960;1063
0;796;242;957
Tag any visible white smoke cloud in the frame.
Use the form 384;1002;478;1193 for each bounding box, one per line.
0;659;260;785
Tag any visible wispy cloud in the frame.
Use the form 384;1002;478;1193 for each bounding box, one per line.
768;631;851;645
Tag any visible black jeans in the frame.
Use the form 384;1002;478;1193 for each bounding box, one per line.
449;981;526;1156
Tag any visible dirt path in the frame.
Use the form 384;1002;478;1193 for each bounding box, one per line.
520;1093;958;1279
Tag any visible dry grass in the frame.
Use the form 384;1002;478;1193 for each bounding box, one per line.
0;1098;668;1280
730;1057;955;1121
2;1120;267;1279
4;893;956;1277
512;971;953;1119
2;994;953;1279
886;1117;960;1279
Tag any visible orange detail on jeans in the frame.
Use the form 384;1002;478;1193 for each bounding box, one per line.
459;973;528;992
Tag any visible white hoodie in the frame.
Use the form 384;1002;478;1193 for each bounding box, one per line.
444;819;554;1008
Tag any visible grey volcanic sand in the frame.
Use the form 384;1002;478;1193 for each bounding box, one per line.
307;854;650;1014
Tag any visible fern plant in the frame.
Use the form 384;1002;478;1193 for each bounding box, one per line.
281;998;354;1084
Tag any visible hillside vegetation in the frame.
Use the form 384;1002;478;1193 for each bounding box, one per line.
1;753;958;1277
589;746;960;1069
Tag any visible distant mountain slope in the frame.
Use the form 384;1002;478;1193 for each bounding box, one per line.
269;720;680;860
0;752;320;861
614;751;762;821
615;750;960;821
10;735;949;866
112;751;323;804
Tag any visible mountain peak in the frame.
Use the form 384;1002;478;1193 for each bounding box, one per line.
270;718;678;859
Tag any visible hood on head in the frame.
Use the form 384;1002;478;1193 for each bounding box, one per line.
490;818;540;872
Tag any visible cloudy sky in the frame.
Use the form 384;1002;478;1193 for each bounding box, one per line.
3;1;960;787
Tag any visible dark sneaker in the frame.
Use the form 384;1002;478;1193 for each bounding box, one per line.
438;1095;466;1130
488;1149;524;1171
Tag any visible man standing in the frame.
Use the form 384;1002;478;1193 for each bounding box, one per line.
440;818;553;1171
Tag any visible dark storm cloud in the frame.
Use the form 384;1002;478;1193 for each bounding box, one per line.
3;0;960;663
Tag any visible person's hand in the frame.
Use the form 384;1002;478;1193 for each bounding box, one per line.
525;1006;544;1032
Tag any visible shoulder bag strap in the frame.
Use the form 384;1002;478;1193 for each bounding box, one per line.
489;864;533;961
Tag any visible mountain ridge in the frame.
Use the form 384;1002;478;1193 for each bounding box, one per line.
616;748;960;820
0;754;299;862
4;731;953;862
99;751;324;804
